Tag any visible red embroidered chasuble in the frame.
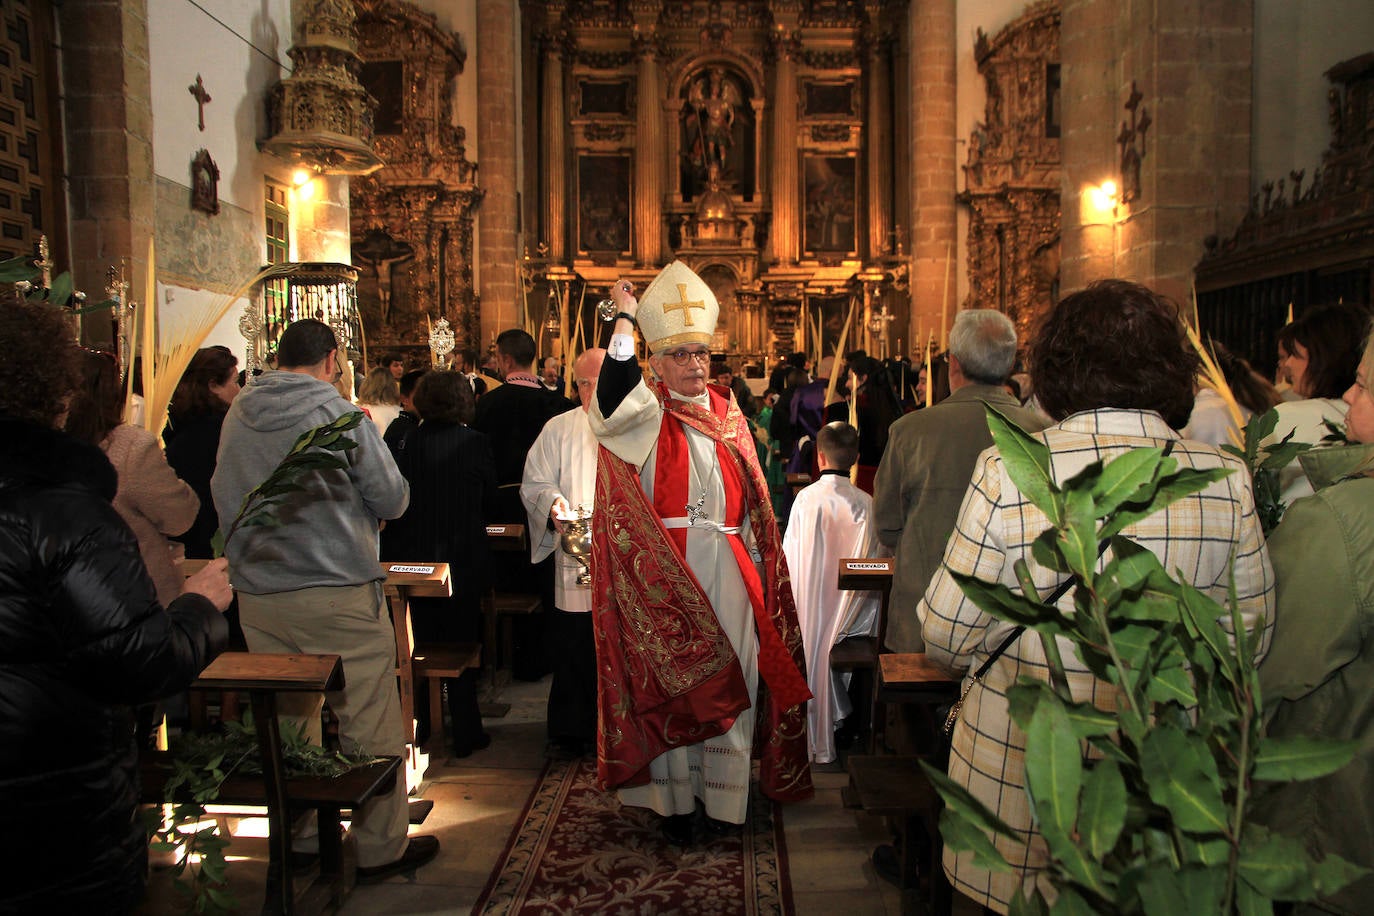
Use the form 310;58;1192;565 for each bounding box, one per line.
591;381;813;803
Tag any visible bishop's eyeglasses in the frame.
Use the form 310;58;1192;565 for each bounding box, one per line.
662;348;712;366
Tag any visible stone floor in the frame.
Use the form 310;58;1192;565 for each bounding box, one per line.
143;677;965;915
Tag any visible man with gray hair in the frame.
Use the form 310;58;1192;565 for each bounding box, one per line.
873;309;1048;654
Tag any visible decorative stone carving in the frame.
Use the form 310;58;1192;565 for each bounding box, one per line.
810;123;852;143
578;50;635;69
349;0;483;356
1196;52;1374;373
261;0;384;174
959;0;1061;339
800;1;864;29
584;123;627;142
801;49;861;70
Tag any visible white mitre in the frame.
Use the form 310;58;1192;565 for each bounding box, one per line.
636;260;720;352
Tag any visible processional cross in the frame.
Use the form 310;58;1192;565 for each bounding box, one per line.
663;283;706;326
188;74;211;131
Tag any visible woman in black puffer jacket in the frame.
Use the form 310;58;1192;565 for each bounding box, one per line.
0;297;232;915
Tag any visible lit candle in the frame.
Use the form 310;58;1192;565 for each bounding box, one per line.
924;333;933;409
940;240;953;351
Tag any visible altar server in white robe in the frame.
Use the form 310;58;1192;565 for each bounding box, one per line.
520;348;605;754
783;420;882;763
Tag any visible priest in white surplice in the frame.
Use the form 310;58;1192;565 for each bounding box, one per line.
589;263;812;848
520;348;606;756
783;421;882;764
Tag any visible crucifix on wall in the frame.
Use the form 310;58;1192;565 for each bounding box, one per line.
188;74;211;131
1118;81;1150;204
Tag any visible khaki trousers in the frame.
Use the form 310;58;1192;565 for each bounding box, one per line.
238;583;408;867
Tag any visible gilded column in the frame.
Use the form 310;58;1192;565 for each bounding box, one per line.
908;0;957;349
632;26;664;266
865;28;892;258
477;0;520;335
540;29;568;261
769;28;800;265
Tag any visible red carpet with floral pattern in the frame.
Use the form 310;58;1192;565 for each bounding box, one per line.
473;755;795;915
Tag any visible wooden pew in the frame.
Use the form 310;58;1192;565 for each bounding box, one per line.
479;524;542;716
843;653;961;916
381;562;448;748
832;557;893;754
142;652;402;916
186;559;476;755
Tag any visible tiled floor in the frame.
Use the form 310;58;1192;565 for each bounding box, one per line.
143;677;931;915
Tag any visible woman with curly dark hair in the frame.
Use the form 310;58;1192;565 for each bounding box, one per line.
917;279;1274;913
164;345;240;560
0;295;230;913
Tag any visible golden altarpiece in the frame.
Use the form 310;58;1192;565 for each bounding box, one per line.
335;0;1070;368
349;0;483;362
959;1;1062;342
519;0;915;370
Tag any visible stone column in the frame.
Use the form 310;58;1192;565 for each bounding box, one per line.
1061;0;1252;302
60;0;154;346
769;29;800;265
866;30;892;258
1060;0;1123;290
478;0;520;337
540;30;568;261
632;29;665;266
907;0;957;350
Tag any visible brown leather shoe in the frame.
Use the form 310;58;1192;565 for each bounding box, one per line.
356;835;440;884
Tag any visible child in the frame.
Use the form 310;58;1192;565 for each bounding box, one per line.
782;421;883;763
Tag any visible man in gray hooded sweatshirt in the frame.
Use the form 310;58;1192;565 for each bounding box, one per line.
212;319;437;881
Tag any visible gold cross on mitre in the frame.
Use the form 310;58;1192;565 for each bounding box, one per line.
662;283;706;326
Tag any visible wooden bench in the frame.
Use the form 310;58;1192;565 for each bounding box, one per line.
380;562;482;753
382;562;447;749
844;653;961;915
481;524;543;715
142;652;402;916
832;557;894;753
410;643;483;753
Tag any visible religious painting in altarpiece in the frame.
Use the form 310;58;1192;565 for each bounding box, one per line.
803;156;858;256
577;154;631;256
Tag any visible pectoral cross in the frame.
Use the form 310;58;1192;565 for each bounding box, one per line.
189;74;211;132
663;283;706;327
685;493;706;527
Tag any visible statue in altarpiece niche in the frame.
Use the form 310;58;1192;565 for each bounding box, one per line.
681;67;752;201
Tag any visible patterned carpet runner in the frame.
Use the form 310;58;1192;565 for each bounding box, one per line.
473;756;795;915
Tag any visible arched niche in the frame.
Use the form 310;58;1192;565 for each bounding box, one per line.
669;56;763;205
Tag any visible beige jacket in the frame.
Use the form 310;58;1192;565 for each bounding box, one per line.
102;424;200;606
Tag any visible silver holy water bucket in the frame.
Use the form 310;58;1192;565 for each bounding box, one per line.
558;512;593;586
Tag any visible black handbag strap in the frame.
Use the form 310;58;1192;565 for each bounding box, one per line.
967;564;1084;682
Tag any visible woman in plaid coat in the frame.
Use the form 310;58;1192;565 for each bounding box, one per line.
918;280;1276;913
